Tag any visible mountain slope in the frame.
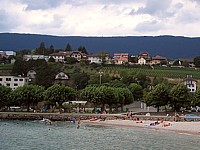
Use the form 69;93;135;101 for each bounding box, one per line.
0;33;200;58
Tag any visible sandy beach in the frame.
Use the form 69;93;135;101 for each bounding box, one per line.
83;119;200;136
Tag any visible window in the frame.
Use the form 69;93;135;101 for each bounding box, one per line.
6;83;10;86
14;83;18;86
14;79;18;81
6;78;11;81
19;79;23;81
0;78;2;81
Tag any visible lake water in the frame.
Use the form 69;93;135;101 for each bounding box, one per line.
0;120;200;150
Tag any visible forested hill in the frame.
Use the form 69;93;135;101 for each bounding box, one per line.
0;33;200;58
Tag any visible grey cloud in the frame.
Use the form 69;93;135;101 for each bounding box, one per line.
134;20;164;32
131;0;174;18
0;9;17;32
177;11;200;23
23;0;64;10
175;3;183;9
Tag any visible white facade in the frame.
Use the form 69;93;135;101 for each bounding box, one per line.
88;56;102;64
0;76;29;90
184;75;197;93
23;55;49;61
138;58;146;65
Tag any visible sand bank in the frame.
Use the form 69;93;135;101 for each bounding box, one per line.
83;119;200;136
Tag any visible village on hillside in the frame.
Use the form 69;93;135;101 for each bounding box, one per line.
0;49;196;67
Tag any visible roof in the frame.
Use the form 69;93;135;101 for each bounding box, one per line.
152;55;167;60
178;58;194;63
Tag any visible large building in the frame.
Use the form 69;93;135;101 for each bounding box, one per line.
0;76;29;90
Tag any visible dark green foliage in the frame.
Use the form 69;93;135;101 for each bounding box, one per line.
12;58;29;76
72;73;90;90
194;56;200;68
35;42;46;55
193;88;200;106
144;84;170;112
65;43;72;51
128;83;143;101
46;45;54;55
11;85;44;111
0;85;12;107
170;84;190;111
35;63;62;88
77;46;88;54
12;59;47;77
45;84;76;108
64;57;77;64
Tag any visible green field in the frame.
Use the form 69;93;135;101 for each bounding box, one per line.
0;64;13;70
102;66;200;79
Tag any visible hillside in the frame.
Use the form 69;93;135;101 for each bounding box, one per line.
1;33;200;58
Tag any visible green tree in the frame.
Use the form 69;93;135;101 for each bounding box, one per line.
78;46;88;54
35;42;46;55
135;73;151;88
11;85;44;111
121;74;135;85
101;86;118;113
128;83;143;101
152;77;168;86
194;56;200;68
46;45;54;55
35;63;62;88
109;80;127;88
65;43;72;51
80;86;107;111
144;84;170;112
64;57;77;64
12;58;29;76
72;73;90;90
16;49;31;59
117;88;133;112
182;61;189;67
170;84;190;111
193;88;200;106
0;85;12;108
45;84;76;111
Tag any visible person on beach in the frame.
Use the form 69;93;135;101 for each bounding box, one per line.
77;119;81;129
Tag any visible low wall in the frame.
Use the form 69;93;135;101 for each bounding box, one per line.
0;112;198;122
0;112;124;121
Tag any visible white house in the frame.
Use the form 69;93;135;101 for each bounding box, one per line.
183;75;197;93
55;72;69;80
138;57;147;65
0;76;29;90
23;55;49;61
87;55;103;64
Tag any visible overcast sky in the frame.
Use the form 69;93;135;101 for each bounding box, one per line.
0;0;200;37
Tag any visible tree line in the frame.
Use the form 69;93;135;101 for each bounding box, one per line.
1;76;200;113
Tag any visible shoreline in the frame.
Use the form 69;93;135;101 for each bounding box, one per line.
83;119;200;136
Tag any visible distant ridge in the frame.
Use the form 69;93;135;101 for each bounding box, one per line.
0;33;200;58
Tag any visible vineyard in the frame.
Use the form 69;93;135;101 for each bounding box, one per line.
101;66;200;79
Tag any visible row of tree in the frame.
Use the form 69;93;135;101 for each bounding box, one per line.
16;42;88;57
1;80;200;113
144;83;200;112
0;84;135;113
